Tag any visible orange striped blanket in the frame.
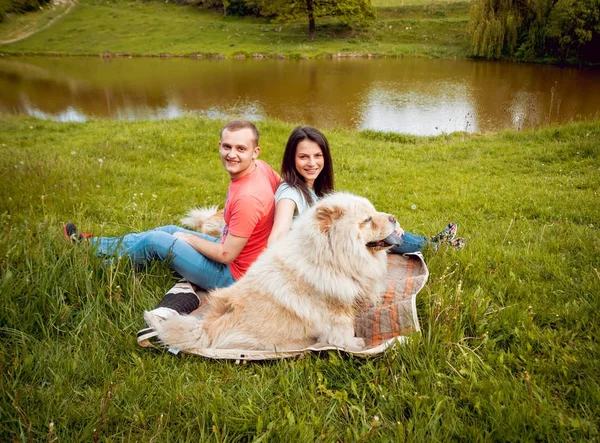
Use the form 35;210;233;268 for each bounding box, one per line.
146;253;427;360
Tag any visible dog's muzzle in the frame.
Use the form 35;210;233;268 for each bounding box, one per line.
366;215;402;249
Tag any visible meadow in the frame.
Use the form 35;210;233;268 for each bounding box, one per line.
0;0;470;58
1;115;599;440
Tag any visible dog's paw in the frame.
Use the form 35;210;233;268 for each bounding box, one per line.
340;337;365;351
323;330;366;351
353;337;366;349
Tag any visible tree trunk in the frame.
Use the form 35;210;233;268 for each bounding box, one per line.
306;0;316;40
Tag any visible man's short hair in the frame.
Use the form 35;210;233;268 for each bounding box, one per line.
220;119;259;147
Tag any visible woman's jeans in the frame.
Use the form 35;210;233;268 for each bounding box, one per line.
91;225;235;290
389;231;428;254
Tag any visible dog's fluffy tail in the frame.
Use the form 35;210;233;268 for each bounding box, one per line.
180;206;220;230
144;310;211;351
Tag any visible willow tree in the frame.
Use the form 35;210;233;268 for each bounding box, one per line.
248;0;376;40
468;0;524;59
468;0;600;63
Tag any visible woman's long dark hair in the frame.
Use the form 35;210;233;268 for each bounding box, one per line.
281;126;334;206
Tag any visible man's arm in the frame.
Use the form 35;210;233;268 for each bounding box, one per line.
173;232;249;265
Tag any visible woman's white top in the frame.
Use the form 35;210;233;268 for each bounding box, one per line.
274;182;318;218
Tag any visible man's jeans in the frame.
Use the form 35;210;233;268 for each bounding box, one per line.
91;225;235;290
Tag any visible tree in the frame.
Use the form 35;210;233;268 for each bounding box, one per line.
247;0;376;40
546;0;600;62
468;0;600;64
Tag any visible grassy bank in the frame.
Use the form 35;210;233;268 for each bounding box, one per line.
1;115;599;440
0;0;470;58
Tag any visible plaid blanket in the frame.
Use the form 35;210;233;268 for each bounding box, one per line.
144;253;428;360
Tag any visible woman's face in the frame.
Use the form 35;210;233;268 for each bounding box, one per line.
295;139;324;188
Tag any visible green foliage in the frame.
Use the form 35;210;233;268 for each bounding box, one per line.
0;0;51;22
171;0;259;17
1;115;599;440
468;0;600;63
221;0;376;39
546;0;600;62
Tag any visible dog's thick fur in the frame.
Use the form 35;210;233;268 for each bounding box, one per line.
146;192;401;352
180;206;225;238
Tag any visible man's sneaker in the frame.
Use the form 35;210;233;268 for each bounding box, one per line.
63;222;93;244
137;327;160;348
138;307;178;348
430;222;458;244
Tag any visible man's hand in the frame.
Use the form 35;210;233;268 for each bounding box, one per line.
173;232;194;243
173;231;249;265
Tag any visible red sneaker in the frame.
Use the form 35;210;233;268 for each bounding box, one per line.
63;222;93;244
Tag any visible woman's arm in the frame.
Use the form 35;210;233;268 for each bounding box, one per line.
268;199;297;246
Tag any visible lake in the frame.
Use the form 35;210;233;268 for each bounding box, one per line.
1;56;599;135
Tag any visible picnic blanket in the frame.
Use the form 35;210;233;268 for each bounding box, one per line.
144;253;428;360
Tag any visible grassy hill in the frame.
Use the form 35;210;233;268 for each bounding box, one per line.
0;0;471;58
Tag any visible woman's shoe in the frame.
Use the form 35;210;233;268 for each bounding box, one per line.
430;222;457;244
448;238;466;249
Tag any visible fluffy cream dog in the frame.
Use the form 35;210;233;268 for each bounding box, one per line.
145;192;401;352
180;206;225;238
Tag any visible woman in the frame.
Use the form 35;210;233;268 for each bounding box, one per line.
267;125;465;252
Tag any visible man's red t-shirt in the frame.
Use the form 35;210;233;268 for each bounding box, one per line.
222;160;280;279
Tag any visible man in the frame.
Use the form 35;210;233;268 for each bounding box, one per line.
64;119;281;292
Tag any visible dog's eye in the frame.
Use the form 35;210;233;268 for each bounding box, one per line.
364;216;372;224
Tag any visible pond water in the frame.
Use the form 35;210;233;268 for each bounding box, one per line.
1;56;599;135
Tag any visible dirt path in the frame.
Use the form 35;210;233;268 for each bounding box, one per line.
0;0;76;46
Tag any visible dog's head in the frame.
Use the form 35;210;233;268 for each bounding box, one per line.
312;193;401;253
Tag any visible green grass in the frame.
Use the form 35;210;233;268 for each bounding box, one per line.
0;0;470;58
0;0;71;44
1;115;599;440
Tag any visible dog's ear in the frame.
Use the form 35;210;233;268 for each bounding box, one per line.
315;202;345;233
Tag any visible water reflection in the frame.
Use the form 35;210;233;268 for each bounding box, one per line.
360;86;476;135
0;56;598;134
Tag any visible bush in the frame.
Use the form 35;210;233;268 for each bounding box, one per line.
7;0;51;13
171;0;260;16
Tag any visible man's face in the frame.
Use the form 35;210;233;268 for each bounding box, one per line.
219;127;260;180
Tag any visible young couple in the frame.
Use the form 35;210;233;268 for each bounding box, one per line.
65;119;464;296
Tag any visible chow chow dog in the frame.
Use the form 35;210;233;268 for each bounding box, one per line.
180;206;225;238
146;192;402;352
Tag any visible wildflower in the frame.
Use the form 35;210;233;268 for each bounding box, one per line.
98;158;103;163
411;204;417;210
71;151;76;155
